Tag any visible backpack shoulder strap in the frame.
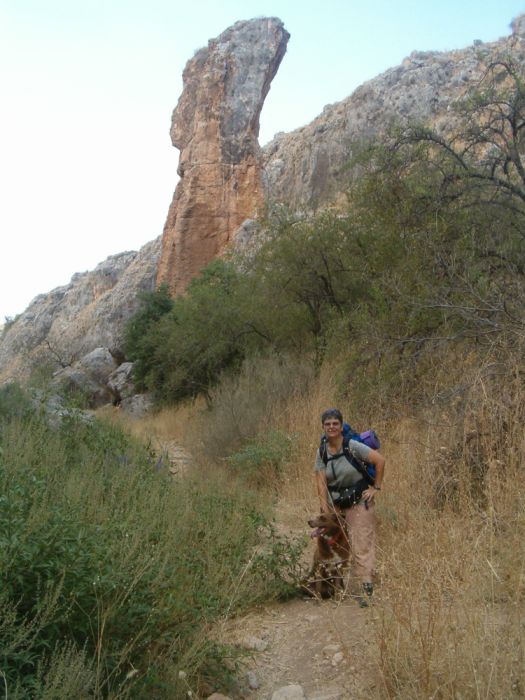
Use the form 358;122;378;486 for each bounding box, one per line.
342;437;375;485
319;435;329;466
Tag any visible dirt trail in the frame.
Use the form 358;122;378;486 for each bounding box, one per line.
217;512;382;699
162;441;381;699
152;438;192;476
219;592;381;700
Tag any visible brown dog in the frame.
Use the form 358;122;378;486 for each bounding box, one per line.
304;512;350;599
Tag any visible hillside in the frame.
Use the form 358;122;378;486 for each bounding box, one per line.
2;15;525;392
261;14;525;207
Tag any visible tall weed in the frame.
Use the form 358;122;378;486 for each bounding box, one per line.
227;430;295;491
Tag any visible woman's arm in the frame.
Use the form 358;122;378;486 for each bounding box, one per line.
362;448;386;503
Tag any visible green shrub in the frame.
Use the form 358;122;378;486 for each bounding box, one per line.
123;284;174;390
0;382;34;421
0;391;305;698
228;430;296;490
124;213;375;405
125;261;259;403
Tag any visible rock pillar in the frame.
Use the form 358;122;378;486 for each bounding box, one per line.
157;18;289;294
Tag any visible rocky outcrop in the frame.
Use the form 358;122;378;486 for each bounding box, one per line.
156;18;289;295
261;16;525;209
31;391;95;428
48;352;143;410
0;238;161;384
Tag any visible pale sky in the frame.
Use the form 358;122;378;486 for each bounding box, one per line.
1;0;524;321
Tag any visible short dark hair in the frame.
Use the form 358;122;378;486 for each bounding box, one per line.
321;408;343;425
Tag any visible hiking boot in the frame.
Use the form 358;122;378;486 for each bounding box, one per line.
363;582;374;597
357;582;374;607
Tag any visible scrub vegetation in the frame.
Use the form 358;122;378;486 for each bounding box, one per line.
0;387;303;698
125;64;525;412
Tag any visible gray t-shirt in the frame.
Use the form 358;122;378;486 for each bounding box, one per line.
314;439;371;498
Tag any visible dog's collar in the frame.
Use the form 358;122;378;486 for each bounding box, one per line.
322;533;341;546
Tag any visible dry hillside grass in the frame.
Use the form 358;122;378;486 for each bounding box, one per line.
108;350;524;699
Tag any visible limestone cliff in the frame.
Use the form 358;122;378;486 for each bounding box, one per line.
0;238;160;383
261;16;525;209
156;17;289;295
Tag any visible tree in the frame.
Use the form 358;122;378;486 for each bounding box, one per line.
351;56;525;343
127;261;269;403
393;57;525;226
246;209;375;363
123;284;174;389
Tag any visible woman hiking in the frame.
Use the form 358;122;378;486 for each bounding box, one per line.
314;408;385;606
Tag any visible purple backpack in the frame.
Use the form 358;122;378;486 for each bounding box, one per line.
357;429;380;450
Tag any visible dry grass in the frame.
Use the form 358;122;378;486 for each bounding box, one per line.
97;399;202;444
96;398;205;472
223;353;525;698
370;370;525;699
109;348;524;699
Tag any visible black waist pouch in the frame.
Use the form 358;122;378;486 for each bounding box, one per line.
331;478;369;508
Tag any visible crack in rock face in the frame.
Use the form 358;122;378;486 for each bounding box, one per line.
157;17;289;296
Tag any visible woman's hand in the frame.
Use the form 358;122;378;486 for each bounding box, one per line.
362;486;378;503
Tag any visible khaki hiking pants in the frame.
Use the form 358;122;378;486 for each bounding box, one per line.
343;501;376;584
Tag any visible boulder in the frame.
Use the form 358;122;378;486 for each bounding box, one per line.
78;347;118;383
271;686;305;700
107;362;135;402
51;365;110;407
119;393;154;418
51;347;118;408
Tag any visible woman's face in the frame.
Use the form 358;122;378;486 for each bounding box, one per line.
323;418;343;439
